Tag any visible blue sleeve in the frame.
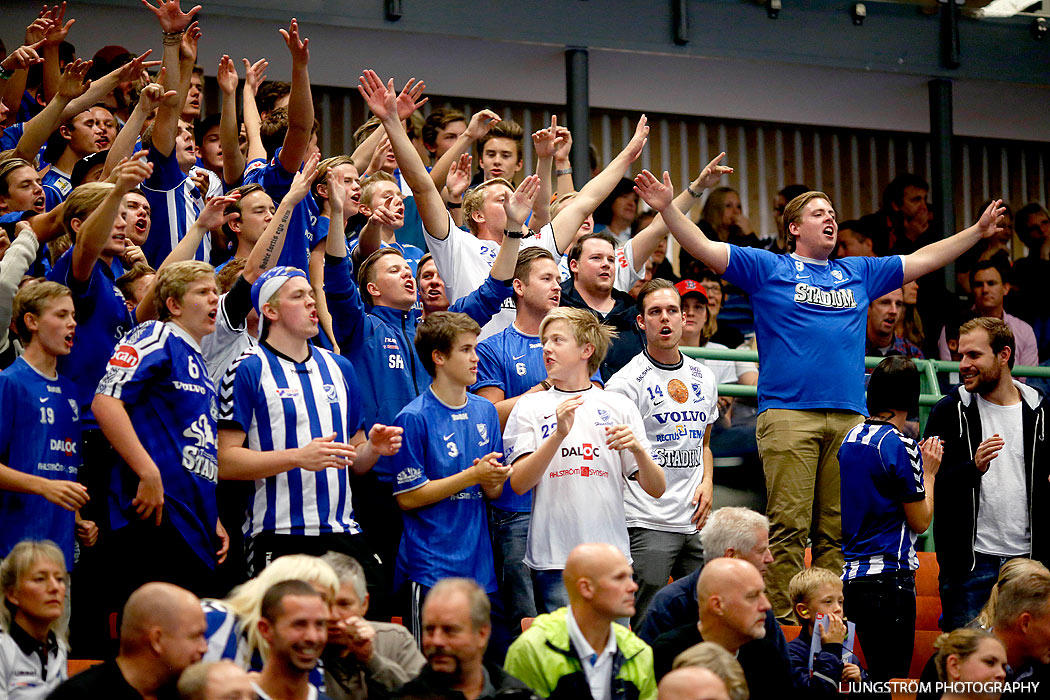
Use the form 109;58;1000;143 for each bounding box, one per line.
242;153;294;202
886;435;925;503
376;409;429;494
95;329;169;404
0;375;14;460
42;183;65;212
218;355;260;432
308;214;330;249
145;146;187;190
333;354;363;433
858;255;905;301
786;636;844;696
323;255;369;353
722;244;777;295
472;339;505;393
449;275;513;327
0;123;25;152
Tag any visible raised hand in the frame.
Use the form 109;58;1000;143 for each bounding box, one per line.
975;434;1004;473
819;613;848;645
42;3;75;47
122;244;147;267
918;436;943;478
180;20;202;64
287;152;321;203
367;424;404;457
368;203;399;228
24;12;53;45
366;136;393;175
242;58;268;96
977;199;1006;239
555;396;583;437
623;115;649;163
279;18;310;66
141;0;200;33
298;433;357;471
57;58;91;100
357;70;397;122
554;126;573;165
446;153;472;200
217;55;239;95
693;152;734;191
1;41;46;73
40;479;89;511
114;50;160;85
465;109;500;140
109;152;154;194
504;174;540;229
326;169;347;216
532;115;565;160
194;192;242;231
634;170;674;212
395;78;428;120
190;169;209;199
136;77;178;114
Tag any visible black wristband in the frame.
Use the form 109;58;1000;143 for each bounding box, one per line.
446;201;462;209
504;228;526;239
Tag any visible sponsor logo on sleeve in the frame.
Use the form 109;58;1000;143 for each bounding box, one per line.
110;345;140;369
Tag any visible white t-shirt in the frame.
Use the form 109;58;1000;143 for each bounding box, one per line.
424;212;557;339
504;386;650;570
605;350;719;533
556;238;646;292
974;395;1031;557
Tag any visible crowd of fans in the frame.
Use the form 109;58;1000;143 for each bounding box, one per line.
2;2;1050;700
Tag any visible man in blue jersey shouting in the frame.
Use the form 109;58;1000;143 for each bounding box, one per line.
635;167;1005;621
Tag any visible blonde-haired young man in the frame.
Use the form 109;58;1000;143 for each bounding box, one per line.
503;307;665;611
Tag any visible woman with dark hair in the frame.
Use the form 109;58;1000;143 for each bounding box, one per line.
593;177;638;245
0;540;69;699
934;628;1007;700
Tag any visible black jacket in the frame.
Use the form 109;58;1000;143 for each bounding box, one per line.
396;662;533;700
559;279;645;382
924;380;1050;578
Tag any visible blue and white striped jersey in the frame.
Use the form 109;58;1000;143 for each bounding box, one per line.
839;421;926;580
141;147;211;266
219;343;364;539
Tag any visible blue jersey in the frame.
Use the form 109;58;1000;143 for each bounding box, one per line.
722;246;903;414
347;236;425;276
96;321;219;568
376;389;501;591
324;255;511;431
47;249;134;425
0;358;81;563
219;342;364;539
141;146;209;266
40;167;73;212
839;421;926;579
242;154;315;274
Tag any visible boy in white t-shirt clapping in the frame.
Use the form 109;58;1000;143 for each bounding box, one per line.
503;307;665;612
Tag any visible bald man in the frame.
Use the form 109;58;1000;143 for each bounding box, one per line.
657;667;730;700
177;661;255;700
505;543;657;700
651;559;797;698
50;582;208;699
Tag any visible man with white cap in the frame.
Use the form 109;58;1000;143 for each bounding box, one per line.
217;265;403;603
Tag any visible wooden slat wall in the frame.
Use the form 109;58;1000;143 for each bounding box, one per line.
215;80;1050;238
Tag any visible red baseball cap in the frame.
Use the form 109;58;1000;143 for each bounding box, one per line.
674;279;709;303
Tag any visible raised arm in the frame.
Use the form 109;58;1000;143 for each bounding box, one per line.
547;115;648;253
61;50;160;122
489;175;539;281
243;153;320;282
634;169;728;274
626;153;734;271
40;3;75;105
2;13;51;124
510;396;580;494
216;55;245;185
444;153;472;228
241;58;268;165
13;58;90;163
276;19;313;173
104;79;176;178
529;116;564;232
357;71;449;238
71;154;153;282
553;125;575;195
902;200;1005;284
141;0;200;157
